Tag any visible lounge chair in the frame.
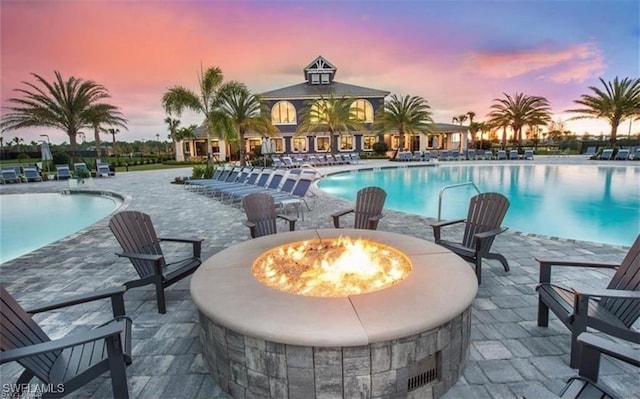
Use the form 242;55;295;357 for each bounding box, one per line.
0;285;132;398
555;332;640;399
228;170;286;204
270;174;315;217
523;149;534;160
350;153;361;164
331;186;387;230
484;150;494;160
56;164;71;180
614;149;629;160
508;149;519;160
497;150;507;160
109;210;204;314
242;192;297;238
466;149;476;160
21;166;42;182
439;150;451;161
535;234;640;368
1;168;21;184
97;163;111;177
599;149;613;160
74;162;90;174
632;147;640;160
431;192;510;284
584;146;597;157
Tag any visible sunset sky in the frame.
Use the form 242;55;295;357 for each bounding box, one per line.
1;0;639;144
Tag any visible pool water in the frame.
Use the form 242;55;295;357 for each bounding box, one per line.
0;193;118;263
317;164;640;246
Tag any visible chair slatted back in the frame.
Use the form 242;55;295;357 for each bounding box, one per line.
461;193;510;253
254;171;272;188
289;176;313;198
353;187;387;230
602;235;640;327
109;211;165;278
1;287;56;382
266;172;285;190
243;193;278;238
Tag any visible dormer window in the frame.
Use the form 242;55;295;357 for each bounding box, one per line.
311;74;320;84
305;55;336;85
321;74;330;84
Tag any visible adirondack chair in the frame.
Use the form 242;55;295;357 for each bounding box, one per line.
109;211;204;314
431;192;510;284
242;192;297;238
557;332;640;399
536;234;640;368
331;186;387;230
0;285;132;398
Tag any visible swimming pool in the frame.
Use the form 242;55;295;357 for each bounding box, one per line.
317;164;640;246
0;193;119;263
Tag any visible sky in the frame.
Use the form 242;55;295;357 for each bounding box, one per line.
1;0;639;144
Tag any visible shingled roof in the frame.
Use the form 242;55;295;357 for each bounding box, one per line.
260;81;390;100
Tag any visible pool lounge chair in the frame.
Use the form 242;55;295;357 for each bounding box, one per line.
615;149;629;160
431;192;510;284
523;149;534;160
497;150;507;160
508;149;519;160
56;164;72;180
97;163;111;177
1;168;21;184
484;150;494;160
0;285;132;399
22;166;42;182
535;234;640;368
584;146;597;157
599;149;613;160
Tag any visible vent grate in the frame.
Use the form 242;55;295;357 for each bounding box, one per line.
407;353;440;392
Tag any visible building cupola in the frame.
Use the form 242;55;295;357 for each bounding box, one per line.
304;55;336;85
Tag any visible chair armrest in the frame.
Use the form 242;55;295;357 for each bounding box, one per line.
116;251;164;263
159;237;203;258
243;221;257;238
366;214;384;230
475;227;508;240
0;319;127;364
331;209;354;228
573;287;640;301
537;258;619;285
578;332;640;366
277;214;297;231
27;286;127;317
431;218;466;242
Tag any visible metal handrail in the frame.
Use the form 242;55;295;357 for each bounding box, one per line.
437;181;481;221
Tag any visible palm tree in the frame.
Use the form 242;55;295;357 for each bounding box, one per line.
297;93;369;155
0;71;119;162
566;77;640;146
162;65;224;164
215;82;278;166
374;94;433;153
487;92;551;147
164;117;181;157
466;111;476;146
452;114;468;150
85;103;127;159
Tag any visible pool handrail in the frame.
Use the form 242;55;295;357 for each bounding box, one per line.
438;181;481;221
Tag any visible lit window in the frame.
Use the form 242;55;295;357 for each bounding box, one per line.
248;138;261;154
309;100;329;123
292;137;308;153
316;136;330;152
271;101;297;125
391;135;400;150
339;135;354;151
311;74;320;84
363;136;377;151
350;99;373;123
271;137;284;153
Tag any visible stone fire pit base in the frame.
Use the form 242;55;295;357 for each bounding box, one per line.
198;306;471;398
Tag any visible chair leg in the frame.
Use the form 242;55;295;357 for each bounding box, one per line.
537;297;549;327
154;278;166;314
486;252;510;272
475;257;482;285
106;336;130;399
570;329;582;368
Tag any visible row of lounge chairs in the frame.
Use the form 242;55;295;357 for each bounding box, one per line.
272;153;360;168
185;165;316;217
0;165;42;184
397;149;535;162
587;147;639;160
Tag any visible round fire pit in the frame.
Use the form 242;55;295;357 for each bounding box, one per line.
191;229;477;398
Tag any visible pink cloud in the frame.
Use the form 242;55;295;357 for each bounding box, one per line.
465;43;604;83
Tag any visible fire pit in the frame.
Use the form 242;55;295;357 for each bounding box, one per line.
191;229;477;398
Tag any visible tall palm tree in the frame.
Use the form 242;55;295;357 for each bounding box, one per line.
488;92;551;147
162;65;224;164
0;71;119;162
215;82;278;166
452;114;469;149
566;76;640;146
374;94;433;153
85;103;127;159
466;111;476;146
297;93;368;155
164;116;181;157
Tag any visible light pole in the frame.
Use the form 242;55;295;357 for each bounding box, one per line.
40;134;50;144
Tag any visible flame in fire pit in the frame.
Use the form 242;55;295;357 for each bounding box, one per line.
252;237;412;297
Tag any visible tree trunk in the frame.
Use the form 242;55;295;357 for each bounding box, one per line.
94;128;102;161
69;132;78;163
609;120;619;147
239;128;246;166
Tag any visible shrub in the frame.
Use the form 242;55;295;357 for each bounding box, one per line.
372;142;388;155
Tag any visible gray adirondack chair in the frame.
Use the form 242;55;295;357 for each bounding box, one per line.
109;211;203;314
0;286;132;398
331;186;386;230
431;192;510;284
242;192;297;238
536;234;640;368
558;332;640;398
